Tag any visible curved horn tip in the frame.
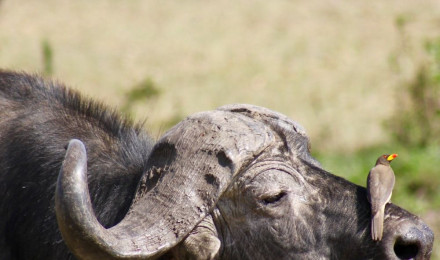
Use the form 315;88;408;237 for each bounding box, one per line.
58;139;88;187
66;138;86;153
56;138;97;259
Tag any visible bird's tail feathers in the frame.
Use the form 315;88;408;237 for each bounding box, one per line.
371;209;384;241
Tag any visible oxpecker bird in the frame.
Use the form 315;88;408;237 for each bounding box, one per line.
367;154;398;241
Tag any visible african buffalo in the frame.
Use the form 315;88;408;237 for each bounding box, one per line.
0;71;434;259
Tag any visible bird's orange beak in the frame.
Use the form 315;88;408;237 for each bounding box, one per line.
387;154;398;161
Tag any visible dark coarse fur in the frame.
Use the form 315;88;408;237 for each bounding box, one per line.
0;71;154;259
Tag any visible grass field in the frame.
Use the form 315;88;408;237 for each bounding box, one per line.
1;0;439;257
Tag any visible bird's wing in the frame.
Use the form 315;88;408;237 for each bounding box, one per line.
367;165;395;213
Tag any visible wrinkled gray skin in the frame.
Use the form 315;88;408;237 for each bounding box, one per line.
57;105;434;260
0;72;434;260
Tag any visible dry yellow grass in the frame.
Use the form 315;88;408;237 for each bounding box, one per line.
1;0;439;151
0;1;439;257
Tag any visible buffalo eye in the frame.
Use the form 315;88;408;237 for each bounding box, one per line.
261;191;287;204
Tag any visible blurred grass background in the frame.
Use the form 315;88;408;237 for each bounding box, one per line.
0;0;439;257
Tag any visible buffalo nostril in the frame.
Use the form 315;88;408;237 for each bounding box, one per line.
394;237;419;260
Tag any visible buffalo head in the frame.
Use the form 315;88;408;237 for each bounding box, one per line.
55;104;434;259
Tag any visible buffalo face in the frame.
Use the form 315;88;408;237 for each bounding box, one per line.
212;148;433;260
56;104;434;260
211;105;433;260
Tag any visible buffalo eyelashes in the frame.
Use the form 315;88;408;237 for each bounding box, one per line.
261;191;287;204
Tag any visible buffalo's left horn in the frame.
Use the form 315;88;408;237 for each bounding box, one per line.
56;109;276;259
56;139;138;259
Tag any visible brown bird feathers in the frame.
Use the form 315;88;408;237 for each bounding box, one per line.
366;154;397;241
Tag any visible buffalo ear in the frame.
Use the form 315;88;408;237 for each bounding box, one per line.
172;215;220;260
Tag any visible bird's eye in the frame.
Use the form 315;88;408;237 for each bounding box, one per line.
262;191;286;204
